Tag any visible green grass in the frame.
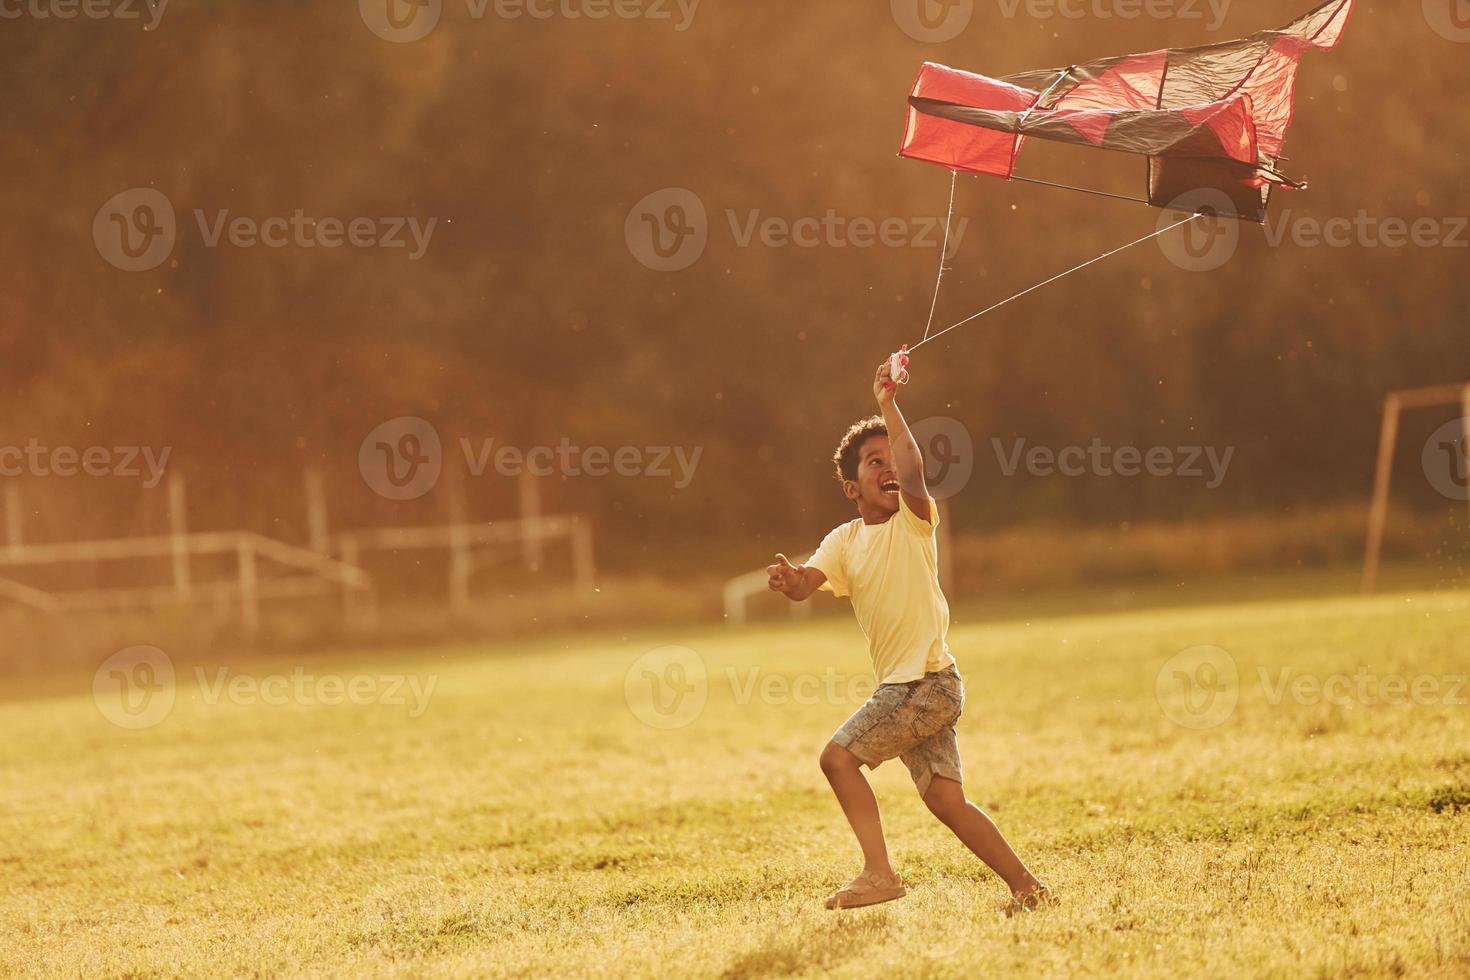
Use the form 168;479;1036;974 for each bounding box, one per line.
3;585;1469;978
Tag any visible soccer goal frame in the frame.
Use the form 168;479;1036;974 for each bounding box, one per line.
1362;382;1470;593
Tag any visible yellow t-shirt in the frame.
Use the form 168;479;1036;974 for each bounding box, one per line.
806;493;955;684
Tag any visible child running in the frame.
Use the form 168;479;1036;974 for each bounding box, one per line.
767;354;1052;914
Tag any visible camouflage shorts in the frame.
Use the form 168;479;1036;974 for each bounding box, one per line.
832;664;964;798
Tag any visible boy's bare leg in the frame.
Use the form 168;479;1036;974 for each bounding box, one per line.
819;741;895;877
922;776;1043;896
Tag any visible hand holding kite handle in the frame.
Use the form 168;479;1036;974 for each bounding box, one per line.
887;346;911;388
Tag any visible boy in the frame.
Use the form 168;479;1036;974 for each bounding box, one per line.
767;355;1051;914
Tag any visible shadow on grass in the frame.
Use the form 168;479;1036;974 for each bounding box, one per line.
719;910;897;979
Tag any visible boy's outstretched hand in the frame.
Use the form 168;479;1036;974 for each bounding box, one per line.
767;553;824;601
767;554;803;595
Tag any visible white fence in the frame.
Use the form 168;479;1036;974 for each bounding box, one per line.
0;472;596;635
336;514;595;613
0;531;374;632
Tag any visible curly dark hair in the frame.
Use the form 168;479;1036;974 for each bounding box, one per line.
832;416;888;482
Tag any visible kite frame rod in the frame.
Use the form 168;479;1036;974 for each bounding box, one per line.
1017;65;1074;128
1007;174;1151;207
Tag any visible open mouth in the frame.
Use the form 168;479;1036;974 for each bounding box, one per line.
880;479;900;495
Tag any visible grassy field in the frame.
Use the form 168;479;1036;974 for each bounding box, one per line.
3;583;1469;978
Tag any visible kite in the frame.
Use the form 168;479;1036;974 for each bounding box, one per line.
887;0;1354;377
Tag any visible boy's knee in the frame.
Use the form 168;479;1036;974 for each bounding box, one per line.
922;777;967;822
819;741;858;776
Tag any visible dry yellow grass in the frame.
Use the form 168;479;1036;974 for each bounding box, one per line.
2;585;1468;977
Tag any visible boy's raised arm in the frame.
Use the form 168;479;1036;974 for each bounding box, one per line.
874;356;932;522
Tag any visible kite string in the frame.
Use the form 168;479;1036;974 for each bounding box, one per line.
909;212;1203;353
919;168;958;345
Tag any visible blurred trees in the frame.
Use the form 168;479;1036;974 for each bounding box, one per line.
0;0;1466;570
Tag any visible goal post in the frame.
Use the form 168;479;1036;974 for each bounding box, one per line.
1362;382;1470;593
